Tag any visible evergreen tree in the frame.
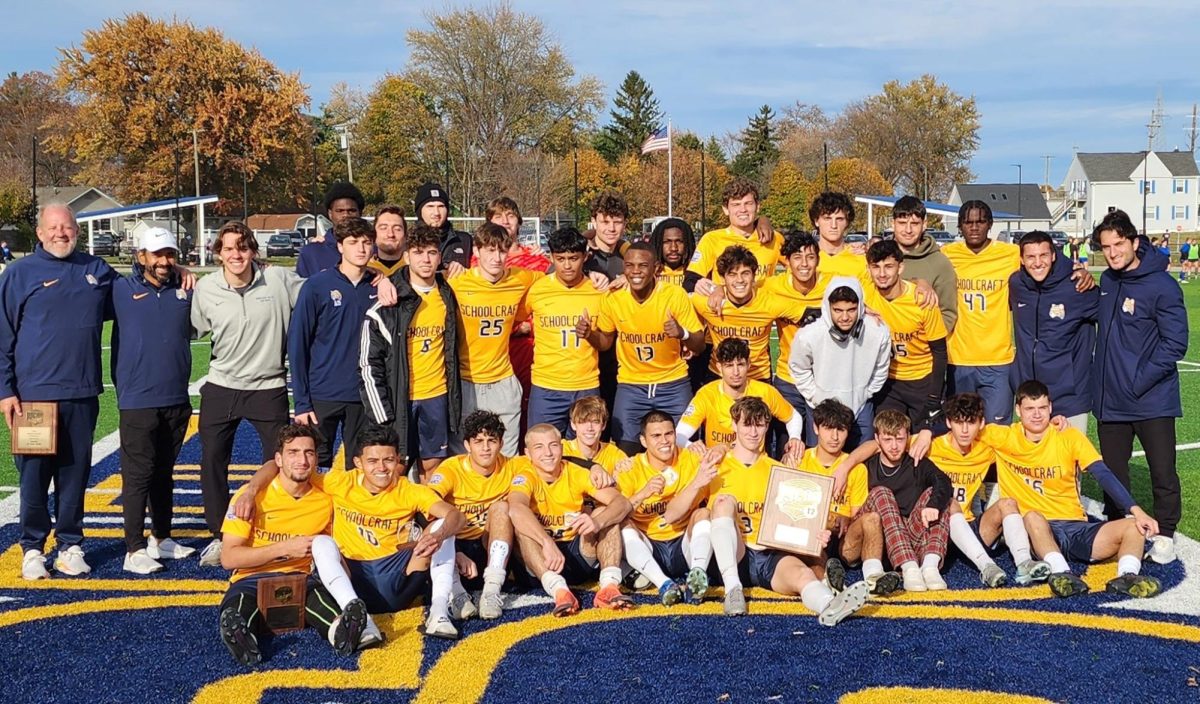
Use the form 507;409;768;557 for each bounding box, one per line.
595;70;663;163
731;104;779;181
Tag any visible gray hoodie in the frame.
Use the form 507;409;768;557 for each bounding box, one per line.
787;276;891;415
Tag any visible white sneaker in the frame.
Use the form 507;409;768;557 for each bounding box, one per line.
479;587;504;620
148;536;196;560
359;617;386;650
21;549;50;580
920;566;948;591
449;591;478;620
54;545;92;576
423;613;458;640
198;539;223;567
1146;535;1177;564
902;565;927;592
123;549;165;575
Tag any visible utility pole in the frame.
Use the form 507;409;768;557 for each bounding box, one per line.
1186;103;1198;154
1041;155;1054;187
1012;164;1023;228
1144;107;1162;236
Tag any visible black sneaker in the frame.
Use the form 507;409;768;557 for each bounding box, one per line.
825;558;846;593
867;570;902;596
1048;572;1090;598
1105;573;1162;599
331;599;368;655
220;607;263;666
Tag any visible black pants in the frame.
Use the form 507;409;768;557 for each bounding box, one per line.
16;398;99;553
118;404;191;553
311;400;367;468
598;348;618;442
877;377;935;430
1098;417;1181;537
219;573;340;640
199;383;289;536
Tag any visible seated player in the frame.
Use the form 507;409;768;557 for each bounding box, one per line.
563;396;628;474
677;337;804;459
663;397;870;624
234;425;467;641
427;411;519;620
978;380;1161;598
616;410;725;605
507;424;635;616
217;425;367;666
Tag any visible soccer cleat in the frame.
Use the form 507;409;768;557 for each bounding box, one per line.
980;563;1008;588
123;549;165;575
1105;573;1162;599
631;572;652;590
449;591;479;620
723;586;748;616
902;565;927;592
1015;559;1051;585
422;613;459;640
478;587;504;620
147;536;196;560
865;571;902;596
552;588;580;617
219;607;262;666
54;545;91;576
198;539;223;568
594;583;636;610
359;617;386;650
329;599;368;655
920;566;948;591
818;580;870;627
1145;535;1177;565
1048;571;1090;598
685;567;709;604
825;557;846;593
658;579;683;606
21;550;50;581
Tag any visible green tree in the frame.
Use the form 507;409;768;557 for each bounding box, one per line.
808;157;893;231
705;136;727;166
594;70;663;163
354;75;445;207
731;104;779;182
761;160;808;229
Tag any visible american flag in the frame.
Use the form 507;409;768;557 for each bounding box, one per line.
640;127;670;155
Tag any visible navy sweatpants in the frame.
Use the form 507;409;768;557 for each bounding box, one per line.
16;397;100;553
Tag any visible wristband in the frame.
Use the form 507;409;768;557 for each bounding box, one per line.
680;328;690;341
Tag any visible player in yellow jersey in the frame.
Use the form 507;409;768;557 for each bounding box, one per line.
368;204;407;277
692;245;795;382
616;410;725;605
508;424;635;616
524;227;607;436
977;380;1161;599
809;192;868;278
362;225;461;481
218;425;366;665
677;337;803;458
580;242;705;451
687;177;784;294
865;240;948;455
563;396;628;473
664;397;870;622
448;223;542;456
650;218;695;288
890;195;958;333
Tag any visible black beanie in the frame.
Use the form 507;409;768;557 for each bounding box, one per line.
323;181;365;211
415;182;450;214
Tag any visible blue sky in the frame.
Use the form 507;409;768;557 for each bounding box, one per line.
6;0;1200;188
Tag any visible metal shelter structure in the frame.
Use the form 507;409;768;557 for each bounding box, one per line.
76;195;220;264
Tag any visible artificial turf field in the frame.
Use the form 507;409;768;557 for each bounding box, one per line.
0;274;1199;703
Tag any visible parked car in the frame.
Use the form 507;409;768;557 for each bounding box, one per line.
1047;230;1069;249
997;230;1026;244
284;231;305;250
90;233;117;256
265;234;295;258
927;229;957;246
845;232;869;244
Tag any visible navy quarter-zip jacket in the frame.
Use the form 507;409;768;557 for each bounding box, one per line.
110;264;192;410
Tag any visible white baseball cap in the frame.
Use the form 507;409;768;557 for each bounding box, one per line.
140;227;178;253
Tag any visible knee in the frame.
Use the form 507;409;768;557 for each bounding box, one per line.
712;495;737;515
860;512;881;530
311;534;339;558
691;507;712;524
487;501;510;521
1022;511;1045;526
998;498;1019;515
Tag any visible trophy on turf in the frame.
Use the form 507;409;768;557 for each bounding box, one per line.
758;465;833;557
257;574;308;634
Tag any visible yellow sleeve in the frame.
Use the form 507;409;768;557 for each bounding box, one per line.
615;466;639;498
595;291;618;334
509;469;535;498
1069;429;1103;468
977;424;1014;452
687;238;716;277
221;487;253;539
316;468;351;496
669;286;703;331
680;386;711;428
425;461;457;499
764;384;795;422
843;464;870;516
924;298;948;341
410;483;443;516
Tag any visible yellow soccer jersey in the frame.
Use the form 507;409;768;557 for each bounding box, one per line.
509;462;598;542
700;452;775;548
596;283;701;384
221;478;332;583
979;424;1101;521
687;226;785;286
866;280;948;381
942;241;1019;366
526;275;606;391
925;434;995;522
615;450;701;541
367;256;406;278
427;454;517;540
449;267;542;383
562;439;628;474
817;248;868;279
797;448;869;520
313;469;440;562
658;265;687;288
763;271;832;383
408;288;448;400
681;379;794;447
693;291;794;380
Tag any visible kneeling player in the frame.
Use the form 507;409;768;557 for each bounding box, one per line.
508;424;635;615
218;425;368;665
616;410;725;605
664;397;869;624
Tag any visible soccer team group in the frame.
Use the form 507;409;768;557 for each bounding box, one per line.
0;177;1187;668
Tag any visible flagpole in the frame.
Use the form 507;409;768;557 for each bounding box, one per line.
667;118;673;218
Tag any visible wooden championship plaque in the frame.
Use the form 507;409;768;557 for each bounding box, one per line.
11;402;57;456
256;574;308;634
757;465;834;557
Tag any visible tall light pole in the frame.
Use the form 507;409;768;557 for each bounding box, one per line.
1012;163;1023;229
335;121;356;183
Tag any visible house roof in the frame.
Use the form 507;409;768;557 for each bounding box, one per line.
854;195;1021;220
1075;151;1200;181
247;213;312;231
953;183;1052;220
35;186;121;208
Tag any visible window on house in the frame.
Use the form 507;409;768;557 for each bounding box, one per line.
1173;205;1189;220
1145;206;1160;221
1174;179;1186;193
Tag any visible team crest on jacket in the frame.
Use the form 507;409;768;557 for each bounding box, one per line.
330;289;343;307
85;274;98;286
176;289;188;301
1049;303;1065;320
1122;297;1136;315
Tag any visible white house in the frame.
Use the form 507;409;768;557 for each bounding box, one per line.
1059;150;1199;236
947;183;1052;238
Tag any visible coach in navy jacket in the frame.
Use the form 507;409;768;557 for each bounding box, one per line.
1092;212;1187;555
1009;232;1099;421
0;204;116;579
